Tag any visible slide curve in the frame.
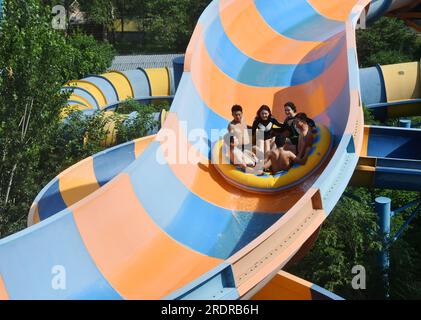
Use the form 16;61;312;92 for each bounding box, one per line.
0;0;417;300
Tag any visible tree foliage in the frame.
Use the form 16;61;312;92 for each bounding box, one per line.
288;186;421;299
65;32;115;79
113;99;165;144
357;17;421;67
287;191;384;299
0;0;115;237
0;0;70;237
46;0;212;53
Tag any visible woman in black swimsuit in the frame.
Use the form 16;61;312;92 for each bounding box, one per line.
284;102;299;146
252;105;283;155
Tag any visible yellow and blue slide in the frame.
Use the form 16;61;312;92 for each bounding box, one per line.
63;67;174;113
360;60;420;121
0;0;419;300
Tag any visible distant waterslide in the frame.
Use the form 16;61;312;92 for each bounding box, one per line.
352;59;421;192
63;67;175;113
360;61;420;121
0;0;419;300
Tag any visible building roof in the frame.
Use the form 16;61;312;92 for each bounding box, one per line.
109;54;185;71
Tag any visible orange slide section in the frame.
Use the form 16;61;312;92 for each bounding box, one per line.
0;0;416;300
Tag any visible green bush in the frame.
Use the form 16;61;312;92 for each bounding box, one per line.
65;32;116;80
357;17;421;67
0;0;115;238
114;99;168;144
287;189;384;299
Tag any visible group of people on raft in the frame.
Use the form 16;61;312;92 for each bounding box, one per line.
225;102;317;175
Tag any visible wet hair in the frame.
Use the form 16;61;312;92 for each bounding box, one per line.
295;112;316;129
255;105;272;120
275;135;287;148
295;113;308;123
284;102;297;113
231;105;243;113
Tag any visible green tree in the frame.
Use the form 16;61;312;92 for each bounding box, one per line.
288;187;421;299
0;0;114;238
79;0;114;40
0;0;70;237
141;0;189;52
113;98;167;144
135;0;211;53
357;17;421;67
287;190;384;299
64;32;115;79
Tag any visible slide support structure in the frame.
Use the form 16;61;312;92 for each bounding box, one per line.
375;196;391;299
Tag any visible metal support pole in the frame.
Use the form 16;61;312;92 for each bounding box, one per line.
399;119;412;128
375;197;391;299
392;203;421;243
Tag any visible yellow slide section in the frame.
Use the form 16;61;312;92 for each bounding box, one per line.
145;68;171;96
381;61;420;102
65;80;108;109
102;71;134;102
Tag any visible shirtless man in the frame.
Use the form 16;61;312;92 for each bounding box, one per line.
262;136;297;173
227;105;251;149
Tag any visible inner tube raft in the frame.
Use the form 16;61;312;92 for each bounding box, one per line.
212;124;332;193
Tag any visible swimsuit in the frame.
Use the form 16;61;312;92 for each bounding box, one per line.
252;117;284;141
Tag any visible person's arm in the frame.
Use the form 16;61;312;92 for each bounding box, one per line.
227;123;234;133
251;120;258;136
263;152;274;170
297;133;313;157
297;138;304;158
288;151;297;163
271;117;284;128
294;146;312;165
251;120;260;145
306;133;314;147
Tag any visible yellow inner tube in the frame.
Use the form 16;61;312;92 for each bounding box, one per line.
212;124;332;193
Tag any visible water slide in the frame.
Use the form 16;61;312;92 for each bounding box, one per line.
60;67;174;146
351;125;421;190
360;61;420;121
352;59;421;192
0;0;419;300
63;67;176;114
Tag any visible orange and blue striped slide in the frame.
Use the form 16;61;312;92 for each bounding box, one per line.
0;0;417;300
